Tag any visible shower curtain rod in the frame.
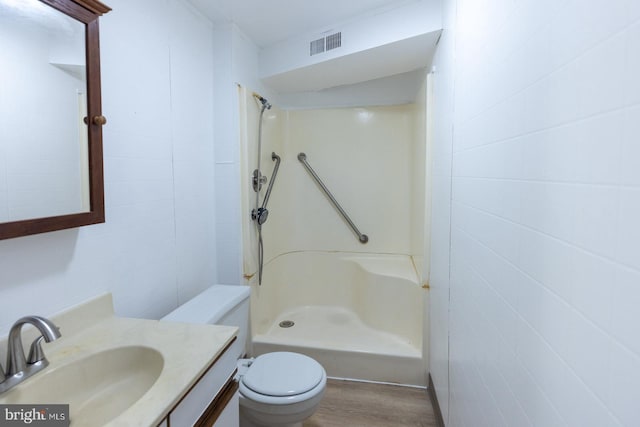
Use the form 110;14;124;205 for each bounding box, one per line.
298;153;368;244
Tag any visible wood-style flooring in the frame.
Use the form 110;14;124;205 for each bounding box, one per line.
304;379;438;427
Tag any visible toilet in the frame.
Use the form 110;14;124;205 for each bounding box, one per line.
162;285;326;427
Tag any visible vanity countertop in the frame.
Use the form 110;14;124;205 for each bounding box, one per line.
0;293;238;426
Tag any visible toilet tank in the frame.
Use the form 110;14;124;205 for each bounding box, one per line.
161;285;251;359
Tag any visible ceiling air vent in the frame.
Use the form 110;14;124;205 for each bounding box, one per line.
309;32;342;56
326;32;342;51
310;37;325;56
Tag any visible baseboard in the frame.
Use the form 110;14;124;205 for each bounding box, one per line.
428;373;445;427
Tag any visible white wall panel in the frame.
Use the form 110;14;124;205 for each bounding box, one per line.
0;0;217;334
432;0;640;425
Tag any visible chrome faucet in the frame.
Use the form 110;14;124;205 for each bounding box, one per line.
0;316;61;394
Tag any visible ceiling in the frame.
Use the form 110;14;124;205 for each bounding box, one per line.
186;0;411;47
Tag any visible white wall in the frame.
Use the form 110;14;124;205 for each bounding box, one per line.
430;0;640;425
0;0;216;335
428;0;455;421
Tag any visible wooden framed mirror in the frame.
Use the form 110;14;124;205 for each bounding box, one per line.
0;0;110;240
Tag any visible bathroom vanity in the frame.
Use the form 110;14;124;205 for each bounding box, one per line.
159;334;239;426
0;294;240;426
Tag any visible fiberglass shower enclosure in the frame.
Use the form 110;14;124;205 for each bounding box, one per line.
239;81;432;386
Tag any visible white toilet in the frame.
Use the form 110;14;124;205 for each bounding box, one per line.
162;285;326;427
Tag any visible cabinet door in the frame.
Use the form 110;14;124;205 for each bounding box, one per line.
213;391;239;427
169;339;238;426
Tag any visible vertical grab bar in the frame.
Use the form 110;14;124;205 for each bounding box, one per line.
261;152;280;212
298;153;369;244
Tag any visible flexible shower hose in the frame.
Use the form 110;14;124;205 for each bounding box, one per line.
255;105;266;286
257;222;264;285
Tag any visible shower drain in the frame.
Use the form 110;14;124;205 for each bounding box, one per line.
279;320;295;328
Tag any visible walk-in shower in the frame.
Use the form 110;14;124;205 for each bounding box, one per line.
239;83;431;386
250;93;280;285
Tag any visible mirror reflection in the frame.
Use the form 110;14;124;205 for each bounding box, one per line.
0;0;89;222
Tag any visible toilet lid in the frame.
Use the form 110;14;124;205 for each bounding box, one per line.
241;352;324;397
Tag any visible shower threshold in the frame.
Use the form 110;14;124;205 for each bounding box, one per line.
252;305;424;387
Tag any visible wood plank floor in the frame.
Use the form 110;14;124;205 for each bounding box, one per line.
303;379;438;427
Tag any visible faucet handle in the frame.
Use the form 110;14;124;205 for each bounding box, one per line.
27;336;46;364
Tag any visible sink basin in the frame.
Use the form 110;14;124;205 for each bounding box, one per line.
0;346;164;426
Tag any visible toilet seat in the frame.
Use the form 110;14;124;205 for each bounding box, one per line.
239;352;326;406
243;352;324;396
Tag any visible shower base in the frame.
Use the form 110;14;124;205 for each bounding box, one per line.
252;305;425;386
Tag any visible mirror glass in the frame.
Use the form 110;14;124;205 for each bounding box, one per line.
0;0;90;222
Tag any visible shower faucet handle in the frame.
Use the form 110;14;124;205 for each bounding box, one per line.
252;169;268;192
251;207;269;225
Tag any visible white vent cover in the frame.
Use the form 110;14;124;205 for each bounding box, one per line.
310;38;325;56
326;32;342;51
309;32;341;56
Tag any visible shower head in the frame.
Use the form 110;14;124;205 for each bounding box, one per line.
253;92;272;110
259;96;272;110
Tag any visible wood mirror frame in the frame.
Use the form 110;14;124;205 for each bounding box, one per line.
0;0;111;240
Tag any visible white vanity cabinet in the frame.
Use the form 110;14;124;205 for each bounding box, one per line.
162;338;239;427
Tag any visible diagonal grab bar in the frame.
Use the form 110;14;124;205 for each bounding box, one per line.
298;153;369;244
